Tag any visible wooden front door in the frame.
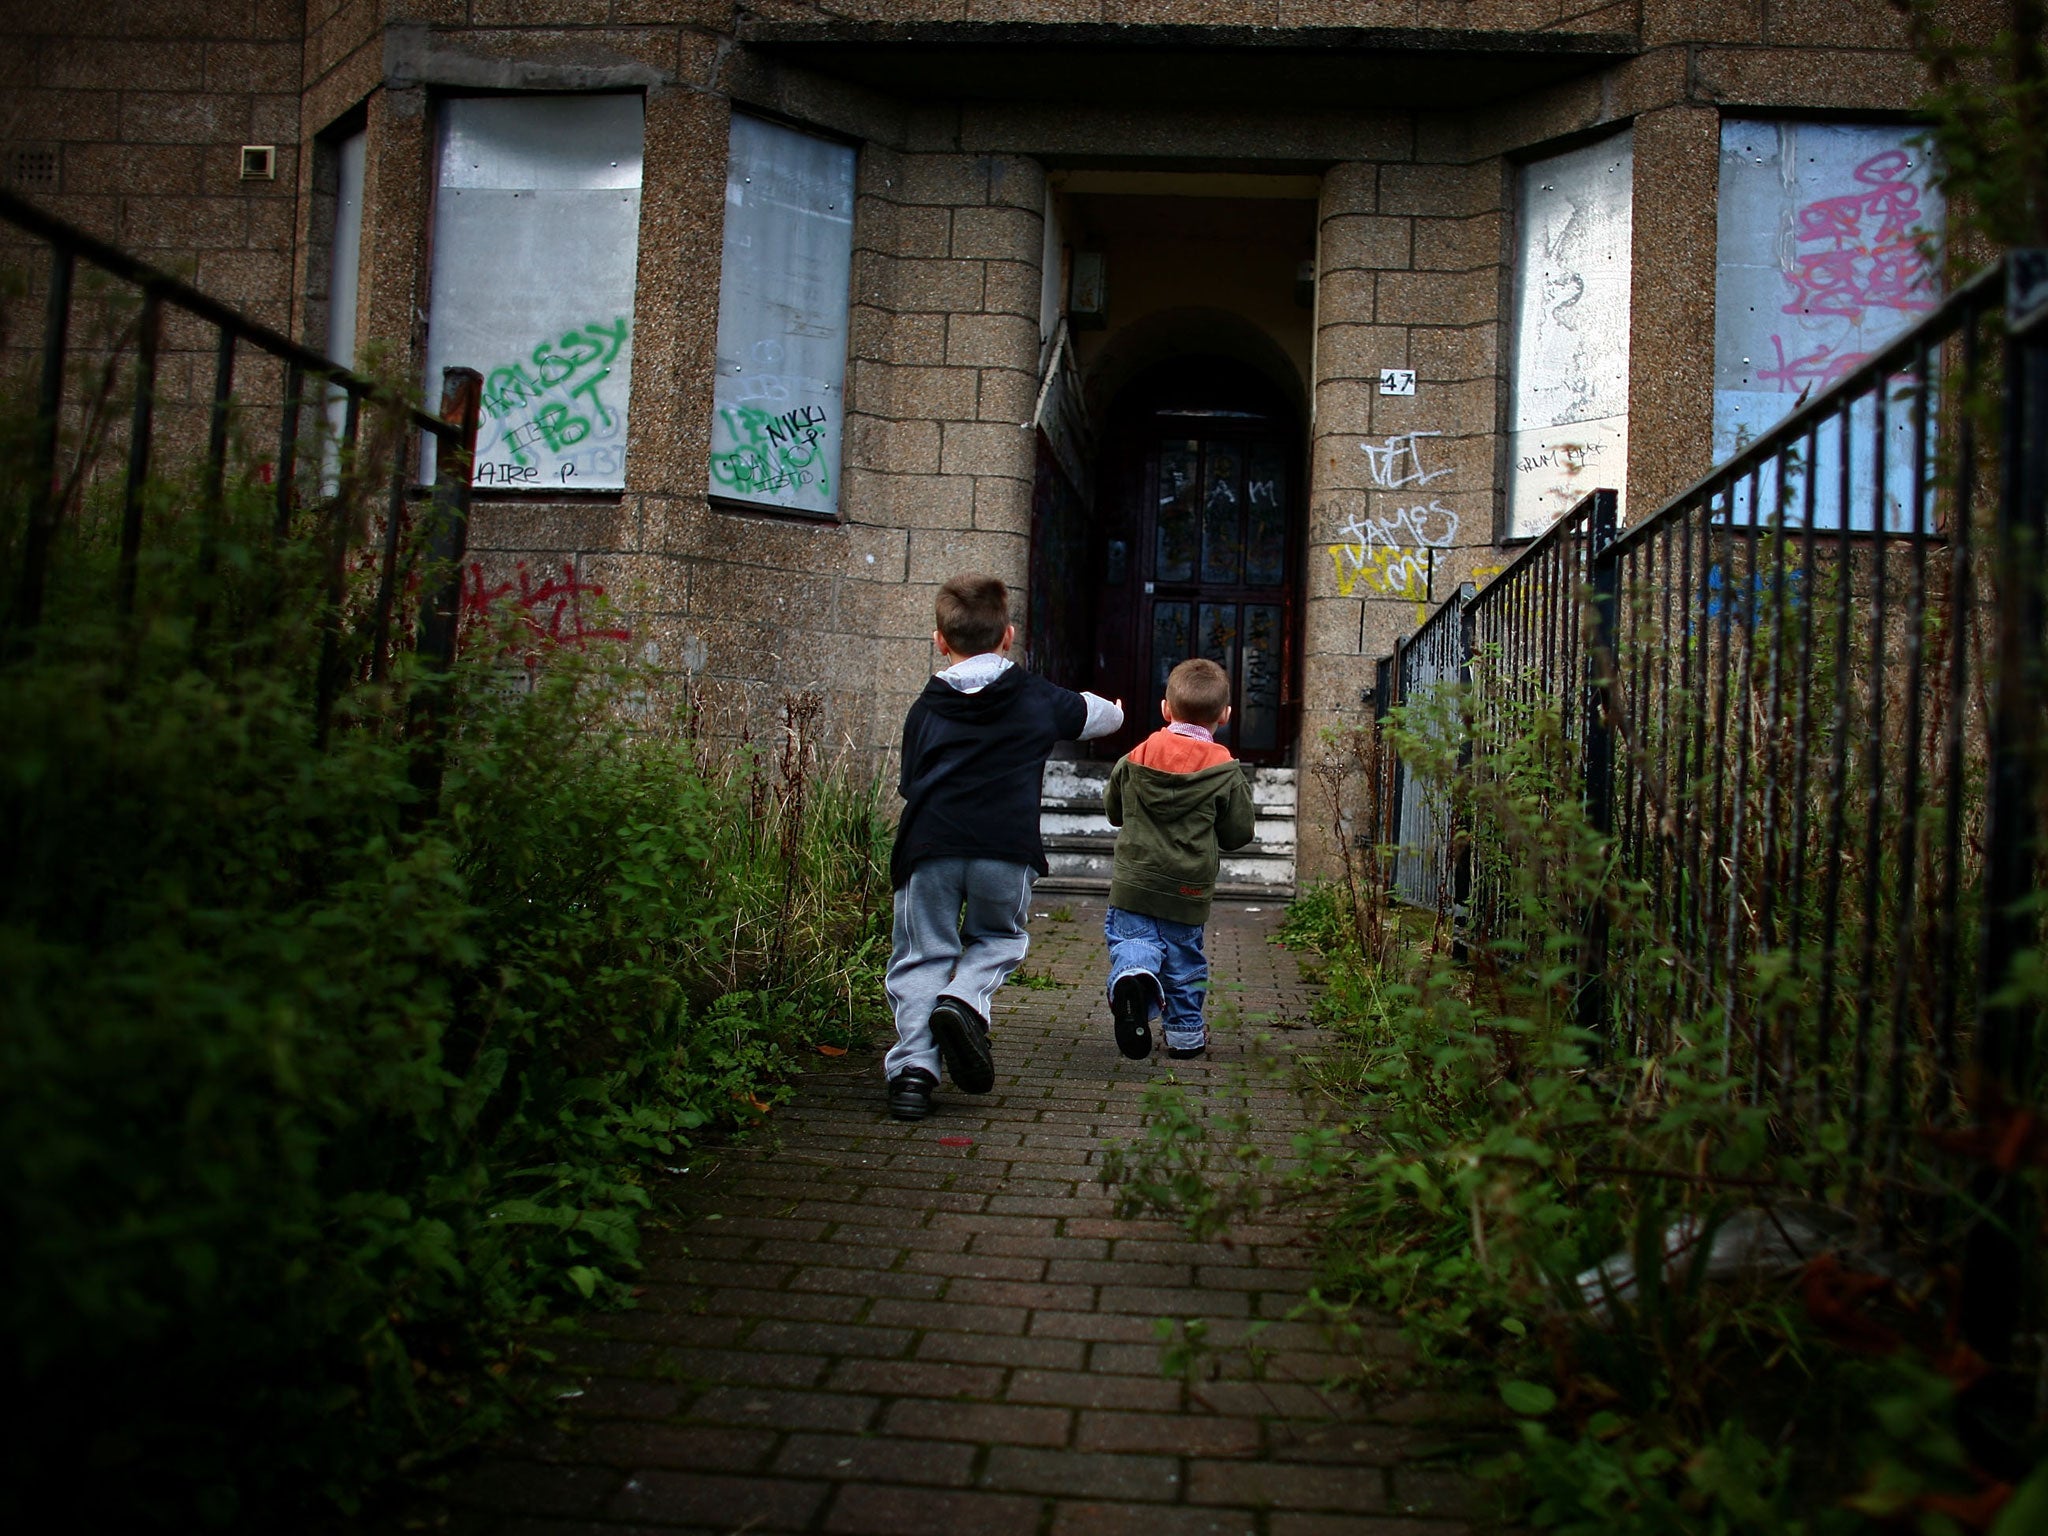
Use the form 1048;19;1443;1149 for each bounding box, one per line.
1092;380;1300;766
1142;424;1295;763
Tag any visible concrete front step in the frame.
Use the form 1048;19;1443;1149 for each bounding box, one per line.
1040;760;1299;899
1042;758;1298;814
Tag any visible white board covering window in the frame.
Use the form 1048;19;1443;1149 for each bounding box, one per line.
709;114;855;517
322;126;364;492
1506;131;1633;539
1713;121;1943;529
424;95;644;491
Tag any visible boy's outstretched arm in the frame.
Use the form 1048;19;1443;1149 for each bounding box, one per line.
1079;692;1124;740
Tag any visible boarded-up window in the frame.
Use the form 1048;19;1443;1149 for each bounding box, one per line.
708;114;855;518
424;95;644;491
1713;121;1943;529
1506;131;1633;539
321;126;365;490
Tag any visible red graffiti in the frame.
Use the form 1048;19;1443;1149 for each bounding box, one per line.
1757;334;1873;395
1780;149;1937;323
460;559;630;657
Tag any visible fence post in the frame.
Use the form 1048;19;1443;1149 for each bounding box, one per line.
1965;251;2048;1369
1372;653;1395;872
1385;633;1408;896
1576;489;1621;1049
406;367;483;813
11;245;74;645
1451;583;1478;954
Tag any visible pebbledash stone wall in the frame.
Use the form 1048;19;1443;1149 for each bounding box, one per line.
0;1;1993;875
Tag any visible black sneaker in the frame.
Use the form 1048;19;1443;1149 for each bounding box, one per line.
887;1067;937;1121
1111;974;1155;1060
1166;1044;1208;1060
929;996;995;1094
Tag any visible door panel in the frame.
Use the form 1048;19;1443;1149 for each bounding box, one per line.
1134;420;1297;766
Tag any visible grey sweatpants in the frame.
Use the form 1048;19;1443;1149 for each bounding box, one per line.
883;857;1035;1082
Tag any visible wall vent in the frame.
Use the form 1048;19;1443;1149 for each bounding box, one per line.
240;145;276;181
7;147;59;189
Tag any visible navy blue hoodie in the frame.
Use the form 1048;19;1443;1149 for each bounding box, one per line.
891;667;1088;888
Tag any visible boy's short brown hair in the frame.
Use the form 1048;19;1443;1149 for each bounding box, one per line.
935;573;1011;655
1165;657;1231;725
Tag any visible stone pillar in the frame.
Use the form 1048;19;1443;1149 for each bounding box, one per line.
1626;105;1720;517
1301;150;1507;879
841;148;1047;753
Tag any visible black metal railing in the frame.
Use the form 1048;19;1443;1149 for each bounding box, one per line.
1371;249;2048;1363
0;189;481;792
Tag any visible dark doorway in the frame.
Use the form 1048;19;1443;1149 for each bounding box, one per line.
1090;358;1302;766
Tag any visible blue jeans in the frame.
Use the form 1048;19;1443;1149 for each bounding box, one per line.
1104;906;1209;1052
884;858;1035;1082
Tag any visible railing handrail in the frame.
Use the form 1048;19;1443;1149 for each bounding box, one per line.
1604;254;2007;566
0;187;458;442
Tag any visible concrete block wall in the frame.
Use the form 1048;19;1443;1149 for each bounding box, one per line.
1;5;304;450
0;0;1994;814
1302;149;1506;801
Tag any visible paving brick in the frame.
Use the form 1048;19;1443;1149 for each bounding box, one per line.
903;1249;1048;1282
1030;1310;1163;1343
1185;1460;1390;1512
870;1297;1030;1335
1007;1369;1184;1412
572;1422;777;1472
825;1484;1045;1536
942;1277;1098;1311
747;1320;917;1358
1046;1258;1194;1287
776;1431;980;1486
656;1347;828;1388
1077;1410;1262;1457
789;1265;947;1301
683;1387;880;1432
700;1287;863;1322
980;1445;1182;1501
607;1469;829;1527
1051;1504;1269;1536
1100;1285;1251;1317
826;1358;1007;1399
918;1331;1089;1370
883;1398;1074;1447
1269;1518;1468;1536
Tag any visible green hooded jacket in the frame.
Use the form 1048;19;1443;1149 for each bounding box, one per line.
1105;728;1257;926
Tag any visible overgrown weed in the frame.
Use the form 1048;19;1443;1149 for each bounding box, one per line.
0;353;889;1525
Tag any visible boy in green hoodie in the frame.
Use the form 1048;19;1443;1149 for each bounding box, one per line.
1103;657;1257;1060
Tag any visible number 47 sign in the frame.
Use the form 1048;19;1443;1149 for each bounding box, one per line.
1379;369;1417;397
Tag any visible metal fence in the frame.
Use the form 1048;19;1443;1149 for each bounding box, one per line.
0;189;482;794
1372;249;2048;1363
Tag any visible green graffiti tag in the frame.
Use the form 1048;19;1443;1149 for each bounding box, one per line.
711;402;832;500
481;317;629;468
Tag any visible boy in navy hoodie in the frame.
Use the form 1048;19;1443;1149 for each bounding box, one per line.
884;574;1122;1120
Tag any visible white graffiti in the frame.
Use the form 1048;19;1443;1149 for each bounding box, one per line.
1337;499;1460;552
1360;431;1453;489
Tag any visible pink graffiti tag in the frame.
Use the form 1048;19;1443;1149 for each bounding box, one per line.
1779;149;1937;324
460;559;631;658
1756;334;1874;395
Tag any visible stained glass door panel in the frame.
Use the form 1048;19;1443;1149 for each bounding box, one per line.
1137;423;1295;764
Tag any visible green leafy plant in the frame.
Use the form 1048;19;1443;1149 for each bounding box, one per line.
0;349;890;1525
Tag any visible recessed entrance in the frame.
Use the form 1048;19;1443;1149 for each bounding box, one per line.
1091;359;1302;766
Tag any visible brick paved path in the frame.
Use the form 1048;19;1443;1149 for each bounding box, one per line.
444;898;1482;1535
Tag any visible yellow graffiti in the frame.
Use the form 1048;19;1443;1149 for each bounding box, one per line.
1330;543;1430;600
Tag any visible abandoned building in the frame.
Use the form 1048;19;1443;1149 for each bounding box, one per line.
0;3;1968;890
